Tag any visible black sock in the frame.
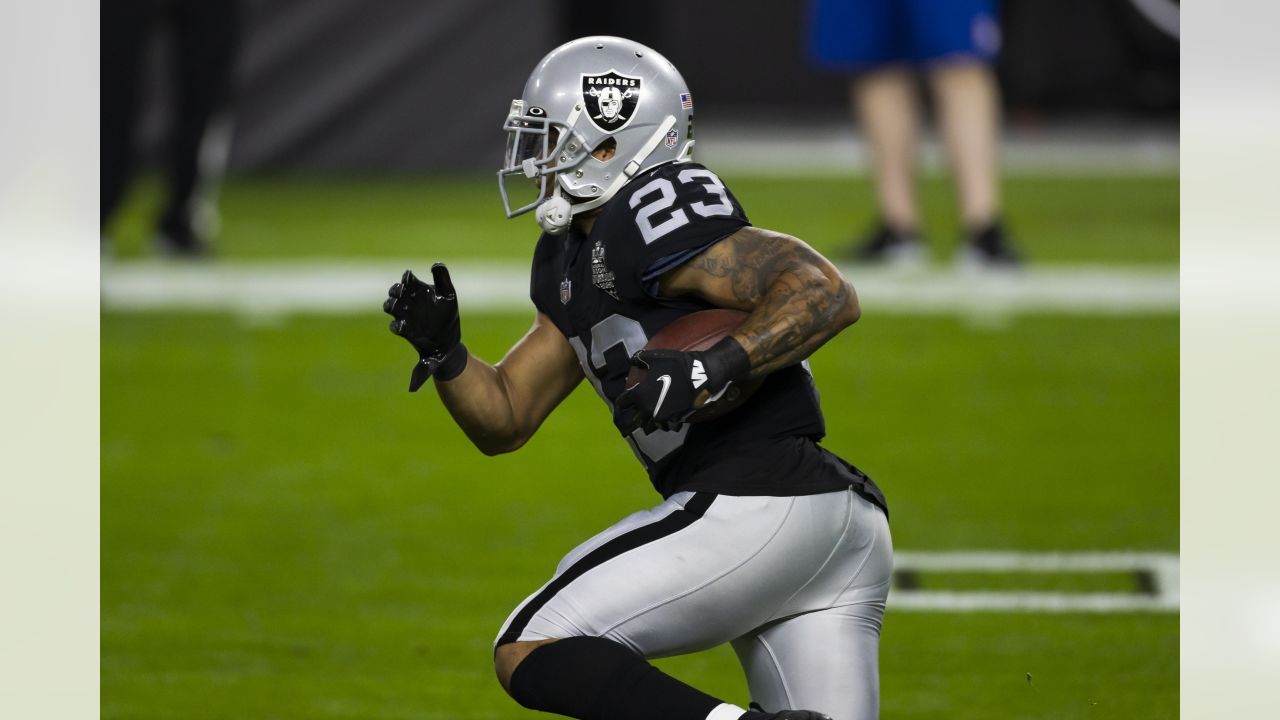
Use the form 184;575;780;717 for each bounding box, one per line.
507;636;725;720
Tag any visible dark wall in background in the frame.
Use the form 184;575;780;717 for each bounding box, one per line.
1000;0;1179;118
227;0;554;171
560;0;1179;118
133;0;1178;173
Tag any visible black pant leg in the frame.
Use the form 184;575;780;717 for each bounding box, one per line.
160;0;242;241
100;1;159;229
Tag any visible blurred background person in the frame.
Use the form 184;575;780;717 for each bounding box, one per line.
101;0;242;257
808;0;1021;267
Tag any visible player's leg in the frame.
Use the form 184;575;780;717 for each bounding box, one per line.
497;636;732;720
493;490;852;720
493;492;746;720
852;67;924;242
158;0;241;254
807;0;924;262
491;494;720;719
909;0;1020;264
731;488;892;720
100;0;156;234
731;603;886;720
929;61;1019;265
929;62;1000;231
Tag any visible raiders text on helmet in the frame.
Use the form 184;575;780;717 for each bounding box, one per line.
498;36;696;233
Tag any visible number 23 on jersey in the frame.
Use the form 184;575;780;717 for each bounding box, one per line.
628;168;735;244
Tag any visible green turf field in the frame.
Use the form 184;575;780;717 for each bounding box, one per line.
105;173;1178;265
102;174;1178;719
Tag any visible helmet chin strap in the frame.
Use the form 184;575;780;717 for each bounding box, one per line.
567;114;679;217
536;184;573;235
535;114;679;234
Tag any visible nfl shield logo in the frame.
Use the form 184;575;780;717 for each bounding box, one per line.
664;128;679;148
560;278;572;304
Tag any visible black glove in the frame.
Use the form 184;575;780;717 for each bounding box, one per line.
614;337;751;433
383;264;467;391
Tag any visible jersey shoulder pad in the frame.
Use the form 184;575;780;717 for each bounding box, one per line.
596;162;750;301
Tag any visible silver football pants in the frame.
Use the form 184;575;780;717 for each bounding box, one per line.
495;487;893;720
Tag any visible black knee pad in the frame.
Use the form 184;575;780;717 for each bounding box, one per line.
508;637;639;715
507;636;720;720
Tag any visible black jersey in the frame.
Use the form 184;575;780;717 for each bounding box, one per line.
530;161;885;509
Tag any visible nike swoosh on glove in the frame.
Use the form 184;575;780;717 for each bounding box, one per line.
613;336;750;434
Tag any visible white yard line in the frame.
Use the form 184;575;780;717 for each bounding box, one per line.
889;551;1179;613
101;259;1179;316
888;591;1178;613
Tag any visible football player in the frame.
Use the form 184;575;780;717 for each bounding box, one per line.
384;37;891;720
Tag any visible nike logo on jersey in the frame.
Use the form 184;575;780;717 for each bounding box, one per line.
690;360;707;388
653;374;672;417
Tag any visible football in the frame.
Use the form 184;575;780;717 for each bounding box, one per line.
626;308;764;422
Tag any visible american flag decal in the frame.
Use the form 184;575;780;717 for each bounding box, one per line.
680;93;693;110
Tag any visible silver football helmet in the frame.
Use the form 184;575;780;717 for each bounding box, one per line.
498;36;696;234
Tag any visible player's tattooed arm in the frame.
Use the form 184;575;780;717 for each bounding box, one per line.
658;227;860;377
433;313;584;455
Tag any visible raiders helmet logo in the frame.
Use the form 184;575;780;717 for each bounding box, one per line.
582;71;641;133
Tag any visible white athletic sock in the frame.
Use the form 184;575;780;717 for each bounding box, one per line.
706;702;750;720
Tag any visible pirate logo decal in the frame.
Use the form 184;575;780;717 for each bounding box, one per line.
582;71;641;133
